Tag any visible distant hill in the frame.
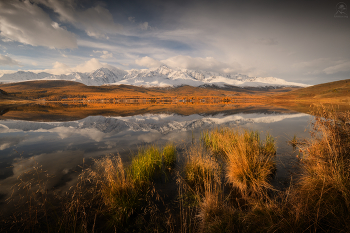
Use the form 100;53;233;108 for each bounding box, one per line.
274;79;350;100
0;65;309;88
0;80;289;103
270;79;350;113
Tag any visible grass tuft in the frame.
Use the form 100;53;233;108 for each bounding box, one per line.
162;143;177;169
183;144;221;192
203;128;276;196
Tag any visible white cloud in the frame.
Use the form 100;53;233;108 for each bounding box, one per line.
323;61;350;74
164;56;243;73
0;54;21;66
135;55;244;74
162;56;226;71
294;58;350;75
0;70;17;77
93;50;113;59
34;0;122;39
0;0;77;49
139;22;149;30
100;53;113;59
28;58;116;75
135;56;163;68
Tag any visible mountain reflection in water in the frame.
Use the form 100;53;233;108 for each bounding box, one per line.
0;104;312;211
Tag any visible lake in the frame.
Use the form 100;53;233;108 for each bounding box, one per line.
0;104;313;209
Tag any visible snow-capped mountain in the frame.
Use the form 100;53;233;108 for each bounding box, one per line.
0;65;309;88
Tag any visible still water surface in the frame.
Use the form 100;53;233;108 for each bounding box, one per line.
0;106;313;205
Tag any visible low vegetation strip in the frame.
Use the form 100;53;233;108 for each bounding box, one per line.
1;109;350;232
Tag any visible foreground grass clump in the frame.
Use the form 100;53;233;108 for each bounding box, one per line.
92;156;140;225
163;143;177;169
130;146;163;184
95;144;177;226
183;144;221;191
244;109;350;232
226;131;276;195
291;109;350;231
130;144;177;184
203;128;276;196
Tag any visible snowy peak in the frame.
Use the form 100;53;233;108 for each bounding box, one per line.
0;71;51;82
87;67;127;85
0;66;309;88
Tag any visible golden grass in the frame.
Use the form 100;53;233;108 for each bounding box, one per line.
291;108;350;231
183;144;221;192
90;156;140;225
3;110;350;232
203;128;276;196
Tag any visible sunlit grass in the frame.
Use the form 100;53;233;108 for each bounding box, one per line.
4;110;350;232
162;143;177;169
183;144;221;192
202;128;276;196
129;145;163;184
291;109;350;231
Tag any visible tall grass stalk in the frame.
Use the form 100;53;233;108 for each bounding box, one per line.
202;128;276;196
293;108;350;231
183;143;221;192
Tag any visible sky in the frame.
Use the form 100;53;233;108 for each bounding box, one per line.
0;0;349;84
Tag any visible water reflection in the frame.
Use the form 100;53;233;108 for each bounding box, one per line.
0;106;313;207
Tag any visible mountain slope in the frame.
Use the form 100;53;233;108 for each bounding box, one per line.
0;65;308;88
274;79;350;100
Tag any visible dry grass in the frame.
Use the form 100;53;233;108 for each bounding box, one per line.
291;108;350;231
183;144;221;192
3;111;350;232
178;143;223;233
203;128;276;196
90;156;140;226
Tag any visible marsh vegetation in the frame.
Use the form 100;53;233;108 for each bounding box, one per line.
1;108;349;232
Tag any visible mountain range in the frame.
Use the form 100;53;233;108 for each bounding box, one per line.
0;65;309;88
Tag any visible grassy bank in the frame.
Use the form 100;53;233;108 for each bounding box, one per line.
1;109;350;232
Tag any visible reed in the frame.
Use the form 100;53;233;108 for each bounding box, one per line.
91;155;140;225
291;109;350;231
183;143;221;192
5;111;350;233
129;145;163;184
162;143;177;169
202;128;276;196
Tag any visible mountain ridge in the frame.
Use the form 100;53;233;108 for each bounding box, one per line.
0;65;309;88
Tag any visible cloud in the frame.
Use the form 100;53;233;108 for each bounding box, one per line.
0;70;17;77
100;53;113;59
0;0;77;49
135;56;163;68
135;55;244;73
29;58;116;75
34;0;122;39
0;54;21;66
139;22;149;30
128;16;136;23
162;56;226;71
323;61;350;74
93;50;113;59
163;55;242;73
294;58;350;75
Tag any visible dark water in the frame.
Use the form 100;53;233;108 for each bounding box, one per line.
0;107;313;207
